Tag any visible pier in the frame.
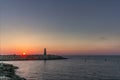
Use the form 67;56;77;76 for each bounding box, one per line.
0;48;67;61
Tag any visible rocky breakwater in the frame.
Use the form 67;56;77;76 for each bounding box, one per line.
0;63;26;80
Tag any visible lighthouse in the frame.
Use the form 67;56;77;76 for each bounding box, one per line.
44;48;47;56
43;48;47;60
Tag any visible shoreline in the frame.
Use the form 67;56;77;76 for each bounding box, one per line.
0;63;26;80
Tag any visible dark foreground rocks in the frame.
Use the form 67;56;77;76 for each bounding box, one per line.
0;63;26;80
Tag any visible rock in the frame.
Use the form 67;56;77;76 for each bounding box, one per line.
0;63;26;80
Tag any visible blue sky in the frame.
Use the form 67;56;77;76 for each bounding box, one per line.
0;0;120;55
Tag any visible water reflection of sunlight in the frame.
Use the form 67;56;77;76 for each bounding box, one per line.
2;61;45;80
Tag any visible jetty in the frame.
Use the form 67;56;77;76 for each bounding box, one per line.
0;63;26;80
0;48;67;61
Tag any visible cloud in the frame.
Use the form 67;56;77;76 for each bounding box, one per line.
98;37;108;41
94;36;108;42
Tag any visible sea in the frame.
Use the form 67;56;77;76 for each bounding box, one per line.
1;55;120;80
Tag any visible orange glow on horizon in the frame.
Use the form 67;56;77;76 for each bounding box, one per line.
1;44;120;55
22;52;27;55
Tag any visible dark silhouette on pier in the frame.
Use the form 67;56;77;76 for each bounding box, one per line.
44;48;47;56
104;58;107;61
44;48;47;60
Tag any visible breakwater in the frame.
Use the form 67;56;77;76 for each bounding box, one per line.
0;55;67;61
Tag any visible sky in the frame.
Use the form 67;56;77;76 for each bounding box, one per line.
0;0;120;55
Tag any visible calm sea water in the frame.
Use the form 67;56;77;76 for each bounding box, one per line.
1;55;120;80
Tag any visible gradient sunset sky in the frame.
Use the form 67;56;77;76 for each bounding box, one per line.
0;0;120;55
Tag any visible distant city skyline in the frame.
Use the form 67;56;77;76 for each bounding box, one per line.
0;0;120;55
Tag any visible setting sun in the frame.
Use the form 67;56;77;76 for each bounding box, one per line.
22;52;26;55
